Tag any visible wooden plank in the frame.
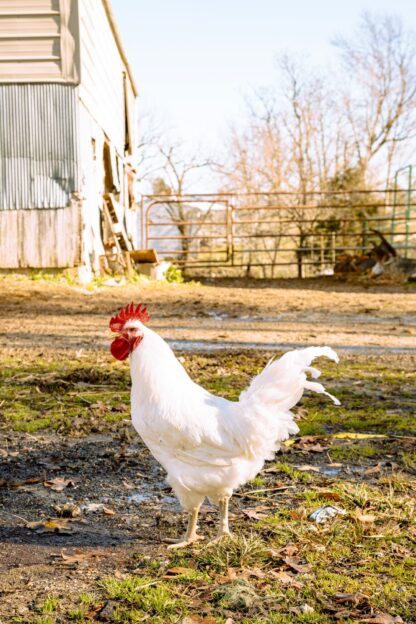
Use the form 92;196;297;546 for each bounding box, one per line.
129;248;159;263
0;204;81;268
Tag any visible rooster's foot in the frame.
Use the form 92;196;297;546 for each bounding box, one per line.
166;534;205;549
209;530;233;544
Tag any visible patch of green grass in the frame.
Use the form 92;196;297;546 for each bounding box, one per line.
213;579;260;611
2;348;414;437
401;451;416;471
67;608;86;622
272;462;313;484
297;421;327;436
100;576;183;616
173;533;269;574
0;358;131;434
330;444;379;461
78;592;99;606
249;475;266;487
39;596;60;614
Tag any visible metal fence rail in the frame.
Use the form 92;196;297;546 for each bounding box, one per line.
140;190;416;277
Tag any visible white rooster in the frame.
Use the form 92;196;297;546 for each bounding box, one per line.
110;303;339;548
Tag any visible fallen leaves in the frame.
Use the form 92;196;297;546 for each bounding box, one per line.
26;518;75;534
295;464;321;472
0;476;42;489
363;463;383;476
241;505;271;520
359;614;404;624
333;433;387;440
271;570;304;589
354;510;377;524
182;616;217;624
316;490;342;501
291;436;331;453
163;567;194;578
80;503;116;515
53;502;81;518
283;556;312;574
58;549;105;564
266;544;311;586
43;477;75;492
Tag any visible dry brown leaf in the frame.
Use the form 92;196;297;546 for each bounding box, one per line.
359;614;403;624
242;506;270;520
182;616;217;624
102;506;116;515
271;570;304;589
283;543;298;557
27;518;75;534
85;603;106;619
61;549;97;564
318;491;341;502
363;464;382;475
273;570;294;584
284;556;312;574
290;509;307;521
335;592;368;606
0;477;42;489
122;480;135;490
294;436;330;453
296;464;320;472
308;443;330;453
163;567;195;577
235;567;267;579
53;502;81;518
43;477;74;492
354;510;377;523
268;543;298;559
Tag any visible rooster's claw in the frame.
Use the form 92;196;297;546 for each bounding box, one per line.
165;534;205;549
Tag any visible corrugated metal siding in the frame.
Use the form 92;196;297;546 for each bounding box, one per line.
0;83;79;209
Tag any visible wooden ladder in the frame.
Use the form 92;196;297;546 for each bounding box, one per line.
102;193;133;253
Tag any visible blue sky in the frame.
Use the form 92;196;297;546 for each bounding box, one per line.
112;0;416;157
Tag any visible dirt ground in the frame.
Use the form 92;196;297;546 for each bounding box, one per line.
0;275;415;623
1;275;416;355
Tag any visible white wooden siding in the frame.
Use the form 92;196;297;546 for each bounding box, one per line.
77;0;135;154
0;0;79;82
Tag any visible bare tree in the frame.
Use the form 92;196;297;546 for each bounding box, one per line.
216;13;416;277
334;13;416;182
146;141;212;266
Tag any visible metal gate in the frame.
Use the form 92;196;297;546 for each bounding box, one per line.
140;190;416;277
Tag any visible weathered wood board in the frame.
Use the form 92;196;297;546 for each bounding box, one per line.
0;204;81;268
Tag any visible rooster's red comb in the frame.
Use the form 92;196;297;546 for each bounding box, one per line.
109;302;150;332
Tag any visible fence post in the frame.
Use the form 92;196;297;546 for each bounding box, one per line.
404;165;413;258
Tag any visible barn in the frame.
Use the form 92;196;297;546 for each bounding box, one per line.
0;0;138;280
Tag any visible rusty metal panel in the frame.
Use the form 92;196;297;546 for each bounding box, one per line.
0;83;79;210
0;203;82;267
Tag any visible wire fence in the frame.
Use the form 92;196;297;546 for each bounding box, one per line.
141;189;416;278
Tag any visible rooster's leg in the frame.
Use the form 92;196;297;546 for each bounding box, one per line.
166;505;205;549
216;496;231;539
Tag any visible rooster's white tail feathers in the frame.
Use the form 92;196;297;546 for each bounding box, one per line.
234;346;339;463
